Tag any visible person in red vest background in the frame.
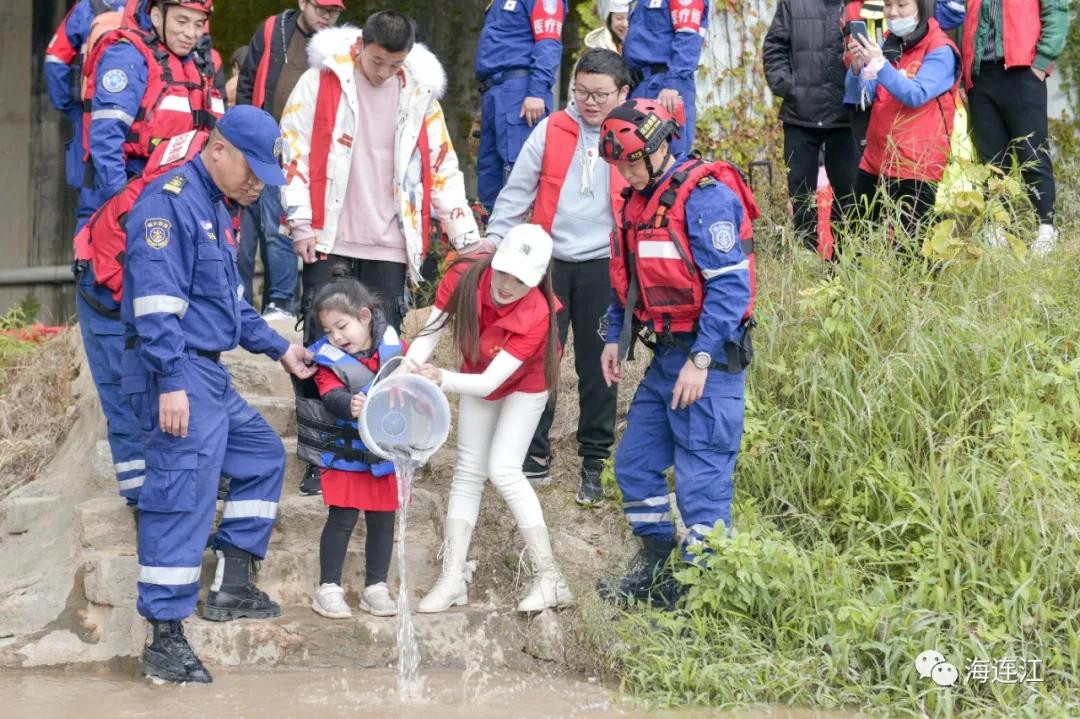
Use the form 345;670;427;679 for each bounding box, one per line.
482;49;630;505
960;0;1070;257
847;0;959;241
234;0;345;324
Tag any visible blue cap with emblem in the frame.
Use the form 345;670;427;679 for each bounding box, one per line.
215;105;287;186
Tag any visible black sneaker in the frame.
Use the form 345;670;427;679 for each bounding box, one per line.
299;464;322;496
523;455;551;487
142;620;212;684
575;462;604;507
202;583;282;622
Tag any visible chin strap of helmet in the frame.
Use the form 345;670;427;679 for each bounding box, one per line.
642;141;672;192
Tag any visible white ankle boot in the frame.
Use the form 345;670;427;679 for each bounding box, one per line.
517;526;573;613
1031;223;1058;258
417;519;476;613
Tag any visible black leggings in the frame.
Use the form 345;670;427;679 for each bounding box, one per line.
318;506;396;587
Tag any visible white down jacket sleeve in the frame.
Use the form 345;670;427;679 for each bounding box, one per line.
279;67;321;228
422;100;480;250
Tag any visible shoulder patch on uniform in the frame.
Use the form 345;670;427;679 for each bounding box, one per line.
101;68;128;94
144;218;172;249
163;175;187;196
709;221;736;253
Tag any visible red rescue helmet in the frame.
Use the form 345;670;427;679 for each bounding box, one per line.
599;98;680;163
154;0;213;14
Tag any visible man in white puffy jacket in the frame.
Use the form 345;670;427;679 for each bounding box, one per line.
279;10;480;495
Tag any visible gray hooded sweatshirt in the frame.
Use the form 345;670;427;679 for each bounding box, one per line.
485;103;615;263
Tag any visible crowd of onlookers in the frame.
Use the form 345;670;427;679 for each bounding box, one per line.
765;0;1068;256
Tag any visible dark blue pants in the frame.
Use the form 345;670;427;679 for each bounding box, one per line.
129;355;285;621
615;345;744;559
75;264;144;502
237;185;298;311
477;76;551;213
630;72;697;158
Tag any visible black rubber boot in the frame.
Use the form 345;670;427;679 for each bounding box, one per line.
299;464;322;496
141;620;212;684
202;583;282;621
596;536;678;606
202;547;281;622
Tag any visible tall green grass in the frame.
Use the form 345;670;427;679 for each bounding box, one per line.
590;167;1080;717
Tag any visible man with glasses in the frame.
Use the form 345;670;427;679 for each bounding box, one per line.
235;0;346;324
483;49;631;505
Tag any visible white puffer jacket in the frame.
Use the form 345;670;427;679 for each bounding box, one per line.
279;26;479;282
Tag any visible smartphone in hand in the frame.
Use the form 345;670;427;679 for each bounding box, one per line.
848;20;869;44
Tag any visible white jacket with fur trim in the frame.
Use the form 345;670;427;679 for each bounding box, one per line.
279;26;479;282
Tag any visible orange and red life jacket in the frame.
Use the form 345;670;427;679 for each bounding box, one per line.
610;158;759;334
81;20;223;165
860;20;959;182
74;129;209;301
531;110;627;233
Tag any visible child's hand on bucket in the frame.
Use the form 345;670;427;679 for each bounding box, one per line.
350;392;367;418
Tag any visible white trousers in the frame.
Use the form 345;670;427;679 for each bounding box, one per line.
446;391;549;531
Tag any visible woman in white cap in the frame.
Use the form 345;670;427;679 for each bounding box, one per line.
405;224;573;614
585;0;630;54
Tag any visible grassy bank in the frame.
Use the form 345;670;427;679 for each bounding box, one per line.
578;163;1080;717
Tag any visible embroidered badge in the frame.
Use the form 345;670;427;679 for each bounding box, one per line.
101;68;128;94
709;221;736;253
200;220;217;242
163;175;187;196
648;0;663;8
144;218;172;249
503;0;517;10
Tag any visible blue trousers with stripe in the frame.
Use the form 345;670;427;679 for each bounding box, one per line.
477;76;552;213
75;264;145;503
127;355;284;621
615;345;744;558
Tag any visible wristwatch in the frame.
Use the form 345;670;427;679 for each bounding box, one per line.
692;351;712;370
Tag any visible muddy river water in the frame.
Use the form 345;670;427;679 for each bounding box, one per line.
2;667;860;719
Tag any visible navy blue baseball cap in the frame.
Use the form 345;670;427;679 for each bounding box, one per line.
215;105;287;186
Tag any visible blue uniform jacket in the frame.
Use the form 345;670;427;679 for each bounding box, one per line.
121;155;289;395
623;0;709;85
475;0;567;99
606;161;752;360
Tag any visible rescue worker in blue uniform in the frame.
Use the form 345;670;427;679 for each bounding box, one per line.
475;0;568;213
74;0;221;508
88;0;222;209
121;105;316;684
44;0;127;231
623;0;709;158
596;98;754;608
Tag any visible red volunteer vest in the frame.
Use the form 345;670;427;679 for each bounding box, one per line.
531;110;626;233
251;15;277;110
860;21;959;182
305;69;435;253
610;159;759;333
82;26;223;164
961;0;1045;90
74;130;209;301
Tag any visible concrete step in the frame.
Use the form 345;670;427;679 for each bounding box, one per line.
247;395;297;437
74;497;136;550
0;496;63;536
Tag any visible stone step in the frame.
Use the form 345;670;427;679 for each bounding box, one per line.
247;395;297;437
74;497;137;550
0;496;63;536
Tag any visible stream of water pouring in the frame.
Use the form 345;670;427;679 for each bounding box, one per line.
394;456;423;701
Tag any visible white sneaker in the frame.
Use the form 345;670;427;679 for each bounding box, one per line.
359;582;398;617
1031;224;1058;258
311;583;352;619
261;302;296;323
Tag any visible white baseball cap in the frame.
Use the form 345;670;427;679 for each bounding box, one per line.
608;0;630;13
491;224;553;288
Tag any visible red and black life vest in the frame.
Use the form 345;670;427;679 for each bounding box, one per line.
610;158;759;334
860;19;959;183
81;22;223;165
74;129;209;302
531;110;627;232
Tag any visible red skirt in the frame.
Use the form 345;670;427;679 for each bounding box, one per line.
320;468;399;511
